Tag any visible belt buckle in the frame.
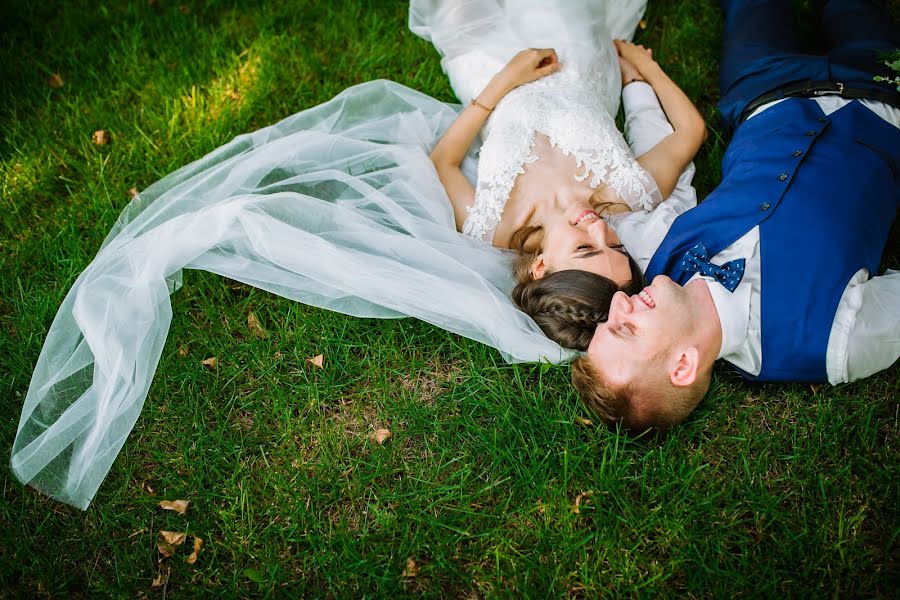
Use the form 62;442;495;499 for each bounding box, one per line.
814;82;844;97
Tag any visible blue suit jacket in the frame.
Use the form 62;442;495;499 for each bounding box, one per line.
646;99;900;382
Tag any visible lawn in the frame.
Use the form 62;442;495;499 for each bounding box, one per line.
1;0;897;596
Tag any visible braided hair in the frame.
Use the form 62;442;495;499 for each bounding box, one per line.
512;259;645;351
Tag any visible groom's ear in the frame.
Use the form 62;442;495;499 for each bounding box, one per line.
669;346;699;388
531;255;548;280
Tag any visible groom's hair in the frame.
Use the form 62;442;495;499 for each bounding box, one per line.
571;354;710;433
511;260;644;351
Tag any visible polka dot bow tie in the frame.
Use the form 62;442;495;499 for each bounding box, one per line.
680;242;746;292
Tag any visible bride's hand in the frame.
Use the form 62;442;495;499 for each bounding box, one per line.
494;48;562;93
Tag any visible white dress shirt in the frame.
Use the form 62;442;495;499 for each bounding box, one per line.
612;83;900;384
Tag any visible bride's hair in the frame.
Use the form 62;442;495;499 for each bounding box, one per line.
511;260;645;350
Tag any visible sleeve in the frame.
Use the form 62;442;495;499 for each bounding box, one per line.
608;83;698;272
844;270;900;383
622;81;674;155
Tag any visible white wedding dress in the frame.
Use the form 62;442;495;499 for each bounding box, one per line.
12;0;649;509
410;0;658;242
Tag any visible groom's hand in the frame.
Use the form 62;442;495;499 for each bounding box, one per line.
614;39;656;76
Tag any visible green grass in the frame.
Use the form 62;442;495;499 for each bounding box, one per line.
1;0;897;596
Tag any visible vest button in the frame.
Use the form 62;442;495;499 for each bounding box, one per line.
761;202;771;211
778;172;788;181
806;130;816;136
793;150;803;157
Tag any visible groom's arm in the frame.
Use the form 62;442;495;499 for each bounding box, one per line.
828;269;900;383
609;82;698;271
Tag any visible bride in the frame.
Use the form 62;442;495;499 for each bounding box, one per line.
11;0;703;509
415;0;706;345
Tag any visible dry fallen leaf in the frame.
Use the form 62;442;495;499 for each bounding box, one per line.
201;356;218;368
809;383;822;396
401;557;419;578
128;187;139;198
185;536;203;564
639;19;647;29
151;566;169;587
160;530;186;545
573;491;594;514
92;130;110;146
178;346;189;357
273;351;283;360
247;311;267;338
157;530;186;558
369;428;392;445
48;72;64;88
307;354;324;369
575;416;592;427
159;499;189;515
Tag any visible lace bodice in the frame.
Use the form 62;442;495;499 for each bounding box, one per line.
462;67;663;242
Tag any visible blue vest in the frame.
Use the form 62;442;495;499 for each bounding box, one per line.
646;99;900;382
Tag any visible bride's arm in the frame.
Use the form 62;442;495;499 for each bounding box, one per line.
430;49;561;231
613;40;706;200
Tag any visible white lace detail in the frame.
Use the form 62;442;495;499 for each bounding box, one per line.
462;67;662;241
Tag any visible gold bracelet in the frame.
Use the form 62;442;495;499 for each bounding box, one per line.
470;98;494;112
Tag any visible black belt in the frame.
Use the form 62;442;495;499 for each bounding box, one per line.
740;79;900;122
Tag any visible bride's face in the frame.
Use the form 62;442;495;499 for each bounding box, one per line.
529;209;633;285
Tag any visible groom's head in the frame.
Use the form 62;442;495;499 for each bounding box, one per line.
572;276;715;432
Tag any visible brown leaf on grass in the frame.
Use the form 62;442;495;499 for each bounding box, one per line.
368;428;392;445
92;130;110;146
159;499;189;515
160;530;186;545
201;356;218;368
574;416;592;427
185;536;203;564
809;383;822;396
401;557;419;578
151;565;169;587
639;19;647;29
273;351;283;360
48;72;64;88
307;353;324;369
157;530;186;558
573;491;594;514
128;187;139;198
247;311;267;338
178;346;189;357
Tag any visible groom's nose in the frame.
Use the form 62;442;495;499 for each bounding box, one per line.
609;290;632;318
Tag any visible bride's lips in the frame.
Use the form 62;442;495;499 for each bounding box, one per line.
574;210;599;226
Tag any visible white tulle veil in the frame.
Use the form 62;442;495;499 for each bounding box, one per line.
12;0;647;509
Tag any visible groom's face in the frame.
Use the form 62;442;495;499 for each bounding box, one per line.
586;276;693;384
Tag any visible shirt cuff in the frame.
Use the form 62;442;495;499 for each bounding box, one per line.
622;81;658;112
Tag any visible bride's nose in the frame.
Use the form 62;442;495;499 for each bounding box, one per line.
587;218;608;244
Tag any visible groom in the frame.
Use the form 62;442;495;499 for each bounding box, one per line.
574;0;900;431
